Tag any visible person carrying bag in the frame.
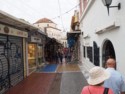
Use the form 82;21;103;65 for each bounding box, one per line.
103;88;109;94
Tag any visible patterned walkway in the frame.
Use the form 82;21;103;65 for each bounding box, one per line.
5;73;58;94
5;63;88;94
38;64;58;72
56;63;81;72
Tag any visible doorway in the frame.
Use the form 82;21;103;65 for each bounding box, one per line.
102;40;116;68
93;41;100;66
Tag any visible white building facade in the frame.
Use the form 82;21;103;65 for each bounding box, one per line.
60;37;67;48
79;0;125;75
34;18;62;43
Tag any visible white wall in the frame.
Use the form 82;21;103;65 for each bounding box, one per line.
80;0;125;75
34;22;63;43
46;28;61;40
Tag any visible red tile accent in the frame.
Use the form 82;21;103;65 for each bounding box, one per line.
5;73;56;94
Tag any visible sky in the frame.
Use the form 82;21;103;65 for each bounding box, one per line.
0;0;78;32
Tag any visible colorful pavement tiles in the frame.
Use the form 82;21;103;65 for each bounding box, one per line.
40;64;58;72
5;64;88;94
56;63;81;72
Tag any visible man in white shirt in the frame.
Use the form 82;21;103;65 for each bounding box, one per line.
104;58;125;94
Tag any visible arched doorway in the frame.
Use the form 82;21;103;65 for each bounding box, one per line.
102;40;116;68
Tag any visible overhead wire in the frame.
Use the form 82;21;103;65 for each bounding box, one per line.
52;2;80;20
57;0;66;32
0;0;80;28
67;0;77;7
52;0;79;31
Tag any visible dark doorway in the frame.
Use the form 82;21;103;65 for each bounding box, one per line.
93;41;100;66
87;46;93;62
102;40;116;68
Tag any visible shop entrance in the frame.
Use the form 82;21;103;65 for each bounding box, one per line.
28;44;37;73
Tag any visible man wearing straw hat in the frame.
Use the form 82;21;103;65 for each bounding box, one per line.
104;58;125;94
81;66;114;94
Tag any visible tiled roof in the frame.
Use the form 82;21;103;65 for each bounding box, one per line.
35;18;54;23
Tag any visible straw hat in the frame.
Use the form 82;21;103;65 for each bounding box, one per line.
87;66;110;85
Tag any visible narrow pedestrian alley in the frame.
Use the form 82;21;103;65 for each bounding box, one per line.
5;63;88;94
0;3;86;94
1;0;125;94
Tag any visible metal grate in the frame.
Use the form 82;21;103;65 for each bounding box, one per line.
0;35;24;93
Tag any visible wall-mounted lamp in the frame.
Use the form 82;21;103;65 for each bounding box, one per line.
102;0;121;15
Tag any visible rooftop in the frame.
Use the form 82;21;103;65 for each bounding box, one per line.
35;18;55;24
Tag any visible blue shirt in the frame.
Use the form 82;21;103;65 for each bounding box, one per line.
104;68;125;94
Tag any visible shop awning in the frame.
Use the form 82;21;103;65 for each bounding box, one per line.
0;10;40;32
67;31;81;39
45;38;62;46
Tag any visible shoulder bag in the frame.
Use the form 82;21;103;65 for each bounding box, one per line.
88;86;109;94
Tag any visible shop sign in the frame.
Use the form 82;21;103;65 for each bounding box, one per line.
31;36;41;43
0;24;28;38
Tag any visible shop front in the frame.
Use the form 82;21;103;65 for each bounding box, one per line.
44;38;62;64
67;31;81;63
37;44;44;66
0;24;28;93
28;34;44;74
28;43;37;73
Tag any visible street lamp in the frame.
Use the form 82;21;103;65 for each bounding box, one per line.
102;0;121;15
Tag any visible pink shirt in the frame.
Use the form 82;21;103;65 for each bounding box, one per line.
81;85;114;94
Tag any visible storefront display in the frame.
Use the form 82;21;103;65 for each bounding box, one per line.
37;45;43;65
28;44;37;69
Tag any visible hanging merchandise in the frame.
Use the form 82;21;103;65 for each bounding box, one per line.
68;37;75;47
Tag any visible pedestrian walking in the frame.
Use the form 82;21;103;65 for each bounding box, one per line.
81;66;114;94
58;49;63;64
63;48;68;61
55;51;59;64
104;58;125;94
